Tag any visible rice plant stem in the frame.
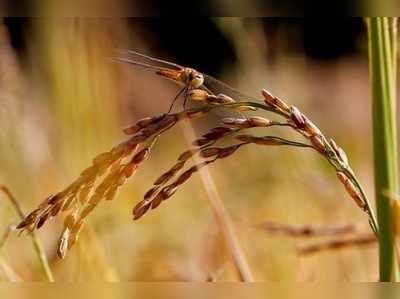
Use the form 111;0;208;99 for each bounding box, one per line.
367;17;399;282
180;122;255;282
0;185;54;282
0;254;22;282
390;17;398;80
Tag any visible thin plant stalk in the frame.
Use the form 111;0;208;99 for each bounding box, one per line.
0;255;22;282
390;18;398;80
180;122;254;282
367;17;399;282
0;186;54;282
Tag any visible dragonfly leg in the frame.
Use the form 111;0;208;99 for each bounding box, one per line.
182;87;190;110
167;86;186;114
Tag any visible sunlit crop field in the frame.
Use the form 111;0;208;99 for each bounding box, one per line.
0;17;385;282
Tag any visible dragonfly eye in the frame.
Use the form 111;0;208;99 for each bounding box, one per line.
190;73;204;88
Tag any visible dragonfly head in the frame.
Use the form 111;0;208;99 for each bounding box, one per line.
185;68;204;88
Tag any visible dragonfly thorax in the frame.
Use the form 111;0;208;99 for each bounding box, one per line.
184;68;204;89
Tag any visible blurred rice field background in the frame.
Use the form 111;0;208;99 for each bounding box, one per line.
0;17;386;281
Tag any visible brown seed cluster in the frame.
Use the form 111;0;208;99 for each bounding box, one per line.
17;140;142;258
260;89;375;229
133;142;245;220
131;89;370;224
336;172;366;210
188;89;237;104
16;111;199;258
236;134;286;146
261;89;325;152
289;106;325;152
188;89;236;105
192;127;234;147
133;160;209;220
261;89;290;113
17;142;137;231
329;139;349;167
208;94;236;104
222;116;272;128
133;102;289;220
16;82;375;258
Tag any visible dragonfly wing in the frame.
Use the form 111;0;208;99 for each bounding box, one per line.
114;51;186;85
113;57;172;72
203;74;259;101
116;49;184;71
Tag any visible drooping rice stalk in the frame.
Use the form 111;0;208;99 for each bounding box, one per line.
367;17;399;282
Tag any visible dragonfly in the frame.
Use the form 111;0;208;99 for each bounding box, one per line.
114;50;259;113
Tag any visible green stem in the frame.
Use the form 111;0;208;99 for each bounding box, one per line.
390;18;398;80
367;17;399;282
0;186;54;282
29;234;55;282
